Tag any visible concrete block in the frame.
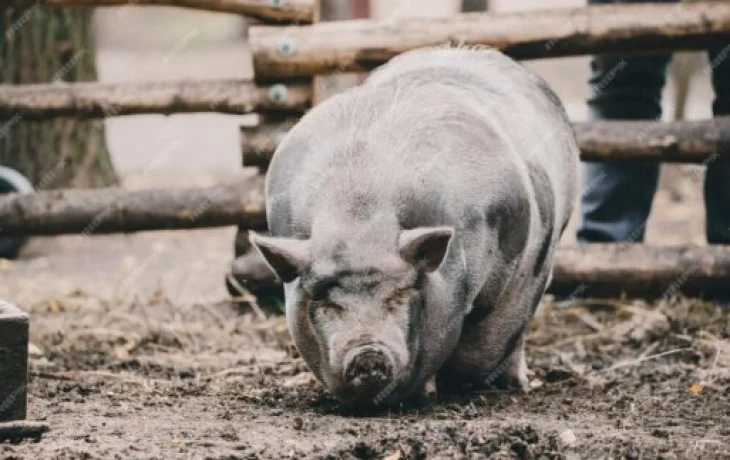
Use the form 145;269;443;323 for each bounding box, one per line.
0;300;28;421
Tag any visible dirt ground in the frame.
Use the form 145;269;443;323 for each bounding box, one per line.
2;277;729;459
0;168;728;459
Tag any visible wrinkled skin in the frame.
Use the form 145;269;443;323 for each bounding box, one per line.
251;46;579;405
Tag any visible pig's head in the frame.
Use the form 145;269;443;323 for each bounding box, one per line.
249;226;454;405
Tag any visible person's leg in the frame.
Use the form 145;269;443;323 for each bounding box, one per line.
577;0;673;243
705;44;730;244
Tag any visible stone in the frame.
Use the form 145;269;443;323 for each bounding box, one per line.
0;300;28;421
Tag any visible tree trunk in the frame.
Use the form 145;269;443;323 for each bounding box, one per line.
0;8;116;188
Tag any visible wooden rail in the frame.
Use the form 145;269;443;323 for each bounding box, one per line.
550;244;730;299
250;2;730;79
0;176;266;236
240;117;730;168
0;80;312;120
227;243;730;300
3;0;317;24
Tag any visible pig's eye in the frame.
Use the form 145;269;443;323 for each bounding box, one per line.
385;288;415;311
314;302;345;319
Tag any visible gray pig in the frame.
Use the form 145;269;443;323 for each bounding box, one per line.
250;46;578;405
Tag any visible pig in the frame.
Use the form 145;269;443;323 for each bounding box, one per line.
250;46;579;405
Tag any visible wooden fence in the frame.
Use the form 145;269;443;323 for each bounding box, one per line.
1;0;729;299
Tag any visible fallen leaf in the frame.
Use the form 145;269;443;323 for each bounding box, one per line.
47;299;64;313
28;343;44;359
689;382;703;395
114;346;130;360
559;429;577;448
382;448;403;460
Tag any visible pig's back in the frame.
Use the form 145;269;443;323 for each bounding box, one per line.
266;47;578;245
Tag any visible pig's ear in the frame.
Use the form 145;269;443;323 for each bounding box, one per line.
398;226;454;273
249;231;310;283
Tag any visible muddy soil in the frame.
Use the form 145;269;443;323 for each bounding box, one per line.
0;290;727;459
0;166;726;459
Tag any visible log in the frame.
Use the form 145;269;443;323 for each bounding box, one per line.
0;176;266;236
249;2;730;79
228;244;730;300
574;117;730;163
550;244;730;299
0;80;312;121
240;117;730;167
5;0;316;24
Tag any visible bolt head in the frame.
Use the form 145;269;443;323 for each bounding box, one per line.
276;37;296;57
268;84;289;105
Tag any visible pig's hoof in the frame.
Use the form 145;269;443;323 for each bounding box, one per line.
493;369;530;393
408;376;438;406
492;356;530;393
422;375;438;399
492;341;530;393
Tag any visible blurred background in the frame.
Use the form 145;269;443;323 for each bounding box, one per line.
0;0;717;304
93;0;714;177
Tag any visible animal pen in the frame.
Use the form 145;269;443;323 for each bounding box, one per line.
1;1;729;298
0;0;730;454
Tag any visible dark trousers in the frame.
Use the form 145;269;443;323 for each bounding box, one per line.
578;0;730;244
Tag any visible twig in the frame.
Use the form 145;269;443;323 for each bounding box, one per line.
639;341;660;359
208;366;258;379
31;369;147;385
590;348;695;375
226;273;267;321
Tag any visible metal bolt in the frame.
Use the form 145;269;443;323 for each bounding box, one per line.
268;84;289;105
276;37;296;57
270;0;286;8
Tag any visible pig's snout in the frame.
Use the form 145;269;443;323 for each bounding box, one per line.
343;346;394;399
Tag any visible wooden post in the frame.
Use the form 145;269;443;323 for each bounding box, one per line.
0;301;28;422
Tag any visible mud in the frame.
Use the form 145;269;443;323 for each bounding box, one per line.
0;290;726;459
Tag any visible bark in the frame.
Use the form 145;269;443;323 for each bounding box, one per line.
240;117;730;168
0;8;116;187
249;2;730;79
5;0;316;24
0;175;267;236
0;80;313;120
229;243;730;300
